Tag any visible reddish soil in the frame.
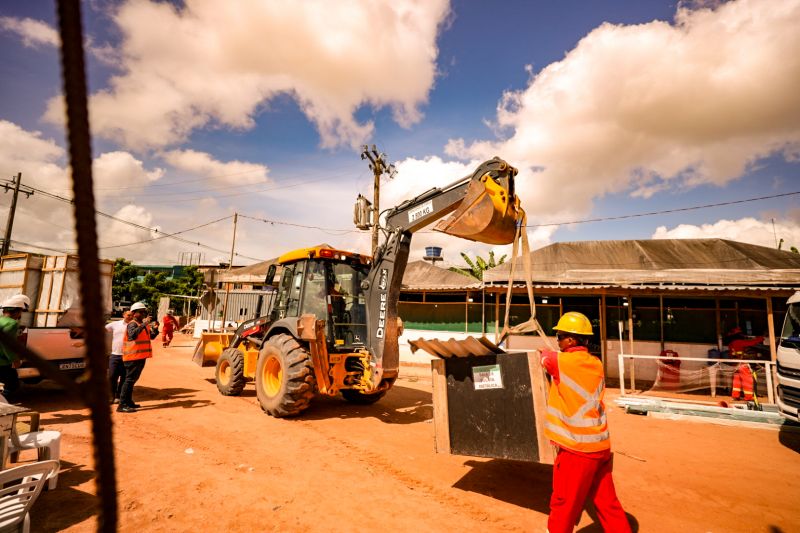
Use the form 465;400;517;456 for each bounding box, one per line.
11;333;800;532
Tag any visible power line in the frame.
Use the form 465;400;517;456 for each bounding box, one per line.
238;213;362;236
527;190;800;228
96;215;233;251
140;171;366;204
20;184;266;261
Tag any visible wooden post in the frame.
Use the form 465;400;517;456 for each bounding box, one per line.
430;359;450;454
494;291;500;342
600;294;607;376
765;362;775;405
659;294;665;352
465;291;469;334
527;352;555;464
627;295;635;391
766;297;777;405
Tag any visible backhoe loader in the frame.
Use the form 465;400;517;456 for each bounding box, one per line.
213;157;523;416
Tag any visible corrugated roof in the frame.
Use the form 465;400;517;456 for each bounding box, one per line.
484;239;800;286
401;260;480;290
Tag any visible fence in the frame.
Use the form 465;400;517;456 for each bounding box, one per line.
617;353;775;404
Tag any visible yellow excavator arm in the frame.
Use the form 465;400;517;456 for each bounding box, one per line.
363;157;523;389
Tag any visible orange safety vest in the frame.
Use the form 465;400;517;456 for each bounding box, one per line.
123;324;153;361
544;350;610;453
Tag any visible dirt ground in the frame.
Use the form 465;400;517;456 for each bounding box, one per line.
12;333;800;532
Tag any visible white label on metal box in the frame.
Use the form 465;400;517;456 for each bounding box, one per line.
473;364;503;390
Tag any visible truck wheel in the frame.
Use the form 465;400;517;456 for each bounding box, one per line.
256;334;315;417
215;348;246;396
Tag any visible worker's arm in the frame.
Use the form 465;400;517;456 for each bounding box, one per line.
540;350;560;383
128;322;158;339
0;318;19;364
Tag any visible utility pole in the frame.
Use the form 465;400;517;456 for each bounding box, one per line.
360;145;396;256
1;173;34;256
220;212;238;331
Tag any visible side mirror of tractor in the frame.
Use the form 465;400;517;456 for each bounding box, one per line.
265;264;277;286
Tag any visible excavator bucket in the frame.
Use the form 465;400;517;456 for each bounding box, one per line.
191;332;234;366
434;165;521;245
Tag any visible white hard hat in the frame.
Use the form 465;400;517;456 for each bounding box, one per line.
130;302;148;312
2;294;30;311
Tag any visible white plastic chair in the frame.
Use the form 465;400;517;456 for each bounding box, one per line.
8;431;61;491
0;460;59;533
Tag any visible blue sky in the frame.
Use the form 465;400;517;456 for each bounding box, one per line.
0;0;798;265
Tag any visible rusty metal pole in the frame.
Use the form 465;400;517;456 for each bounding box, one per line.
55;1;118;531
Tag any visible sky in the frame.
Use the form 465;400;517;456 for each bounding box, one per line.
0;0;798;267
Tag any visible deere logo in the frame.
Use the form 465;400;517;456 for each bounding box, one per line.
378;269;388;290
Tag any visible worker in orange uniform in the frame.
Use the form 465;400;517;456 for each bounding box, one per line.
726;327;765;401
540;311;631;533
118;302;157;413
161;309;179;348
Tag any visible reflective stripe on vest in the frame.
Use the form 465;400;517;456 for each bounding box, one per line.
544;351;610;451
123;325;152;361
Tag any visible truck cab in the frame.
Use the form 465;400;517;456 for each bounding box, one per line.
776;291;800;422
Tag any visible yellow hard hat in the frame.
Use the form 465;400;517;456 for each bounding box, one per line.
553;311;593;336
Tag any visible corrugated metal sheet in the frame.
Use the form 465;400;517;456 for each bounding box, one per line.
402;260;480;290
484;239;800;286
408;336;504;358
490;283;798;292
199;290;276;323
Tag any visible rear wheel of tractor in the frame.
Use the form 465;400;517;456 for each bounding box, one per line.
256;334;315;417
215;348;245;396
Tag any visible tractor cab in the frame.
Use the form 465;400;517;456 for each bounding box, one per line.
269;246;371;351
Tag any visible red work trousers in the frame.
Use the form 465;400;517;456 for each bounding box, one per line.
548;448;631;533
732;364;754;400
161;328;174;347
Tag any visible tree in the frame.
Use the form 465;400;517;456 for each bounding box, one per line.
111;259;204;315
449;251;507;281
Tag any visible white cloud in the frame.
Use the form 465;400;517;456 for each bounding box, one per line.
0;16;121;65
94;151;164;192
44;0;450;151
652;217;800;249
0;16;59;48
160;149;269;187
0;121;212;262
446;0;800;225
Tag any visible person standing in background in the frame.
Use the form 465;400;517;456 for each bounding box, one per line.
105;310;132;404
119;302;157;413
161;309;178;348
0;294;31;401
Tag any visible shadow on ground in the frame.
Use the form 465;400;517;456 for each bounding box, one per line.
778;423;800;453
11;382;212;422
296;384;433;424
203;377;434;423
453;458;639;532
128;386;212;411
30;460;98;532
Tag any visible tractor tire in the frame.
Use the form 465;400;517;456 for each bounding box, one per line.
215;348;246;396
256;334;316;417
341;380;394;405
